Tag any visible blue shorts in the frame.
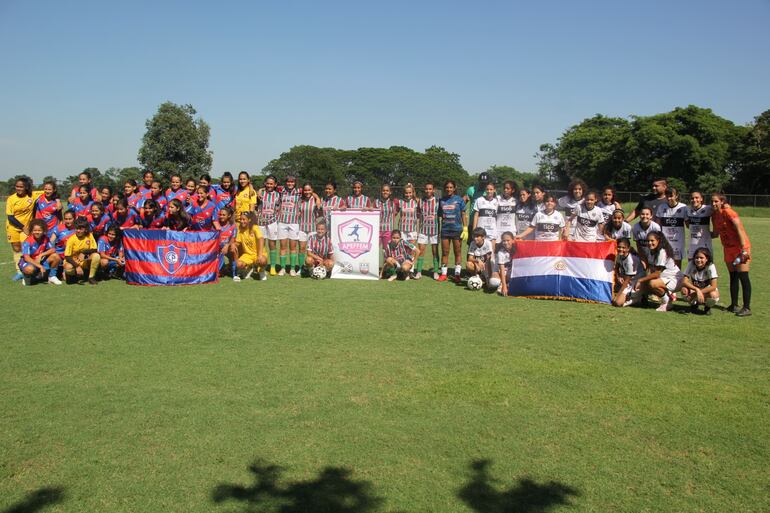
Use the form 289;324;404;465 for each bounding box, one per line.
19;256;51;272
442;231;462;240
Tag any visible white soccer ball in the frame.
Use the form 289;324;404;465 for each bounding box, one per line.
312;266;327;280
467;275;483;290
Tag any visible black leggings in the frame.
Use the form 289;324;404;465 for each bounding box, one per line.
729;271;752;309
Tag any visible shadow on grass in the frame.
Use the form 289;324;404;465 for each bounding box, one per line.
458;460;579;513
212;459;385;513
2;487;65;513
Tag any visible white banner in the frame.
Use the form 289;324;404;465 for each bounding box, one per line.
330;209;380;280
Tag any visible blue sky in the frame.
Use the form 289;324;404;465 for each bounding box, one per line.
1;0;768;181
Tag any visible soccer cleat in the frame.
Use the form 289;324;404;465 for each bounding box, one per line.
277;268;286;276
12;272;24;281
88;278;98;285
433;272;439;280
387;274;398;282
48;276;63;285
269;267;277;276
452;274;461;284
413;272;422;280
623;299;634;307
726;304;739;313
21;275;31;286
655;302;671;312
232;275;242;282
259;270;267;281
404;274;411;281
437;274;447;282
289;269;297;277
244;268;254;281
703;306;712;315
735;307;752;317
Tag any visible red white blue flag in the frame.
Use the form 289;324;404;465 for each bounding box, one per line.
508;240;616;303
123;229;220;286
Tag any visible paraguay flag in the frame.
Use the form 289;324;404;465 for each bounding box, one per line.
508;240;616;303
123;229;220;286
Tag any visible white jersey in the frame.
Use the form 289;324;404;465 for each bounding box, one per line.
473;196;498;239
596;201;618;240
571;204;605;242
530;210;566;241
684;262;718;289
468;239;494;263
606;221;633;241
514;204;537;239
495;247;513;279
648;248;683;282
496;195;516;237
656;202;687;259
616;253;642;283
558;195;584;236
632;221;662;261
686;205;713;258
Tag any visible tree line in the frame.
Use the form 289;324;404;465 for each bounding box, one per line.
2;102;768;196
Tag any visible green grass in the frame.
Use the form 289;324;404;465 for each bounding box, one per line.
1;210;769;513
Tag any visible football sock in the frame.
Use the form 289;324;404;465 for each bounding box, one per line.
299;253;306;268
454;264;462;275
269;249;278;269
280;254;287;269
729;271;739;306
88;254;100;279
416;257;424;273
739;271;751;309
49;266;58;278
290;252;298;269
433;257;440;272
441;265;448;276
231;260;237;277
13;251;21;269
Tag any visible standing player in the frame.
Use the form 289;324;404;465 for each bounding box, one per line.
655;187;687;267
346;180;371;209
18;219;62;286
415;182;440;280
188;185;218;231
496;181;517;241
438;180;467;283
596;186;622;240
712;193;752;317
685;191;713;260
33;181;62;236
138;180;168;214
472;182;499;247
110;198;141;231
516;195;565;241
631;207;661;266
566;190;604;242
123;180;142;209
138;170;155;195
68;185;94;218
165;174;189;206
305;219;334;276
375;184;398;250
276;175;302;276
67;170;100;202
6;177;36;280
558;179;586;238
397;184;420;248
604;209;633;241
321;181;346;227
163;199;190;231
212;172;236;211
138;199;166;229
297;183;321;275
532;184;547;212
627;177;668;222
256;175;281;275
514;189;537;239
464;172;490;239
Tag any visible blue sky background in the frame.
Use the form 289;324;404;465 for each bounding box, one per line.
1;0;768;181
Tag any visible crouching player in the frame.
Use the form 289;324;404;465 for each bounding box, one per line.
63;218;100;285
305;219;334;276
217;207;238;279
612;237;642;307
467;227;495;289
381;229;416;282
98;225;125;279
19;219;62;286
491;231;515;295
235;212;268;282
681;247;719;315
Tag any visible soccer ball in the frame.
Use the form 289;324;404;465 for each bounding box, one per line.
312;266;327;280
467;275;483;290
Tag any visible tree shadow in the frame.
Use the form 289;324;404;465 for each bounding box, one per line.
458;460;579;513
212;459;385;513
2;487;65;513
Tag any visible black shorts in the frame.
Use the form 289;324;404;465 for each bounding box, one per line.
442;231;462;240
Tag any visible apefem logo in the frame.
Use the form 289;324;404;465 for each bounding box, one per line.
338;218;373;258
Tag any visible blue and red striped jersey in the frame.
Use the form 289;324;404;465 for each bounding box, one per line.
87;212;111;237
218;223;237;249
111;209;140;229
165;188;189;205
68;198;93;218
22;234;53;260
188;200;217;231
34;195;61;234
98;235;123;258
139;210;166;229
51;222;76;255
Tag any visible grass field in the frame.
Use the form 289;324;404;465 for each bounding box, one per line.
1;208;768;513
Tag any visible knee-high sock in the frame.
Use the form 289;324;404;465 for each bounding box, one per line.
729;271;739;306
89;253;100;279
738;271;752;309
416;256;424;273
269;249;278;269
299;252;306;268
279;254;287;269
290;252;298;269
13;251;21;270
433;256;440;272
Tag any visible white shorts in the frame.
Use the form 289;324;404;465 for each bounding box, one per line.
662;274;684;292
669;241;685;260
298;230;310;243
259;222;279;241
277;222;299;240
417;233;438;245
403;231;418;241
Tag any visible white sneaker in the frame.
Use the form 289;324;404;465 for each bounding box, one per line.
244;268;254;280
387;274;397;282
289;269;297;277
48;276;63;285
259;270;267;281
656;295;670;312
277;268;286;276
433;272;440;280
232;275;242;282
22;276;31;286
404;274;411;281
414;272;422;280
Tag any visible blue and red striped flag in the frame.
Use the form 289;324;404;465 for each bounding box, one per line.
123;229;220;286
508;240;616;303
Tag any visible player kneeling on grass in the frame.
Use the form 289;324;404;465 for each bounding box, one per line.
217;207;239;279
681;247;720;315
305;219;334;277
19;219;62;286
612;237;642;307
634;231;683;312
381;229;416;282
98;225;125;280
235;212;268;282
63;218;100;285
491;231;515;295
467;227;496;289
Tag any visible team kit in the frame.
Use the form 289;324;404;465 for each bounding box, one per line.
5;171;752;316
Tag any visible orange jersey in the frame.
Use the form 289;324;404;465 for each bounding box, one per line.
713;207;750;249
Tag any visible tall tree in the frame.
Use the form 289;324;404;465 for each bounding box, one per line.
735;109;770;193
138;102;212;181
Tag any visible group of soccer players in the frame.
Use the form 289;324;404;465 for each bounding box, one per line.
5;171;753;316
